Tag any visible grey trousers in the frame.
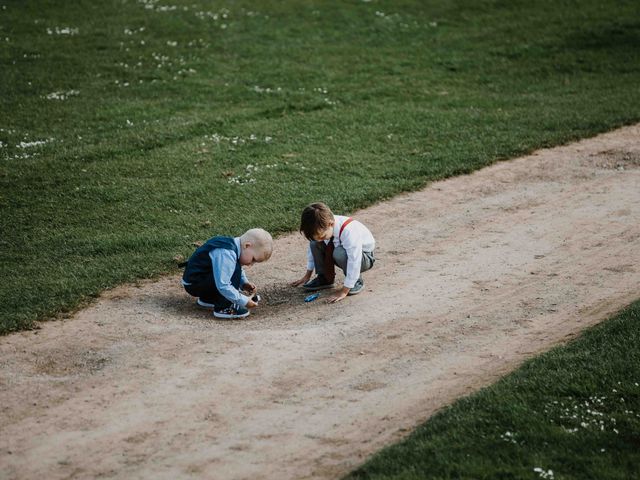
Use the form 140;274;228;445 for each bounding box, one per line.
310;241;375;279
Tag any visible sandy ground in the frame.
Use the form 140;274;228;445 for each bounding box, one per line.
1;125;640;480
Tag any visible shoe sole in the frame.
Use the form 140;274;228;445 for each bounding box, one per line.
197;299;216;308
302;284;334;291
347;288;363;296
213;311;250;319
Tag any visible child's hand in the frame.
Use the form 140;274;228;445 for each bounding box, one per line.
290;277;307;287
242;282;257;295
327;287;350;304
291;271;312;287
246;299;258;309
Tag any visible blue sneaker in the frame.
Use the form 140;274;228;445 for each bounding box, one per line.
196;298;216;308
213;304;250;319
347;278;365;296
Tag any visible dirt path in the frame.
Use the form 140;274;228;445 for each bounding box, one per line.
2;125;640;480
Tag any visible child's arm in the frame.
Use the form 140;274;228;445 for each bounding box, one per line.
240;270;257;295
290;244;315;286
342;242;363;290
326;228;365;303
210;249;252;307
291;270;313;287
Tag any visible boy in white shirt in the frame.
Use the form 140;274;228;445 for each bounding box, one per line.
291;202;375;303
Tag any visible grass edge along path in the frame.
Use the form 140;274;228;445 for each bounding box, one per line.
346;300;640;480
2;0;640;333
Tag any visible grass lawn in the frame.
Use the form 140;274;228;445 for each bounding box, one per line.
1;0;639;333
346;300;640;480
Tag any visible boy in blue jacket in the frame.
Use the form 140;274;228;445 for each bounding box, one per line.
182;228;273;319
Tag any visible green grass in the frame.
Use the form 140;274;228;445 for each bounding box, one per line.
346;301;640;480
1;0;639;333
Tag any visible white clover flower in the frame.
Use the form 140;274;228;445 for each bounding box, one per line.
533;467;554;479
500;431;517;444
17;138;53;148
252;85;276;93
46;26;79;35
12;152;38;159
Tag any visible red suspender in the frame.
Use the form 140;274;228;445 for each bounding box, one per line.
339;217;354;240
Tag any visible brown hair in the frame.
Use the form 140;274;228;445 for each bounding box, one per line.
300;202;334;241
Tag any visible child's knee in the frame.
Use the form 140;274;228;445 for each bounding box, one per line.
362;251;375;272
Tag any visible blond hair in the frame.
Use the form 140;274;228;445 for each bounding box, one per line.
241;228;273;260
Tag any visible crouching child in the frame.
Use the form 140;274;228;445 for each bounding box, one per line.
291;202;375;303
182;228;273;319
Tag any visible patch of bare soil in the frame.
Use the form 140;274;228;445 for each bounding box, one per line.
1;125;640;480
